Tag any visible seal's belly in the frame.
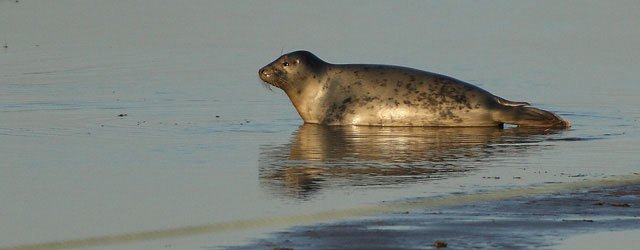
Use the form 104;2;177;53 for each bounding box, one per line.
324;105;498;126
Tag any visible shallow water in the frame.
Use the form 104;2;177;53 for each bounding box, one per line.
1;1;639;249
557;230;640;250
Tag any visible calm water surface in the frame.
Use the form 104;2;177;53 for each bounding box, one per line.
1;1;639;249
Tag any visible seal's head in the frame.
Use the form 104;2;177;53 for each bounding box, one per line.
259;50;326;91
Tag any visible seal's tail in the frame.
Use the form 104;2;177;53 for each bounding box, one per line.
495;106;570;128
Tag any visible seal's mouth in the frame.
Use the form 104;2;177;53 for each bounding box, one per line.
258;67;285;89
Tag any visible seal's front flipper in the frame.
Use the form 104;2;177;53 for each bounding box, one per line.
495;106;570;128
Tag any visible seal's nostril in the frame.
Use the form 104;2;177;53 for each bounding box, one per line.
260;68;272;78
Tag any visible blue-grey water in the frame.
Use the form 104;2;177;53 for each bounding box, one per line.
1;1;639;249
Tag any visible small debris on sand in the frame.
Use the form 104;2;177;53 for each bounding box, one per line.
482;176;500;179
562;219;594;223
433;240;448;248
594;201;632;207
610;202;631;207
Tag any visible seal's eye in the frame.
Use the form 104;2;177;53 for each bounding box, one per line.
283;62;289;67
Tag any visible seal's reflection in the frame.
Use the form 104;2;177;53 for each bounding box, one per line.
260;124;557;199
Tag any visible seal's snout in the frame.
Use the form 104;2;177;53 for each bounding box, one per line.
259;67;271;82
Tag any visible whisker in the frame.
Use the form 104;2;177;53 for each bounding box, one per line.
260;81;273;91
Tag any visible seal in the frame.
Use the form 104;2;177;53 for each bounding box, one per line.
259;50;570;128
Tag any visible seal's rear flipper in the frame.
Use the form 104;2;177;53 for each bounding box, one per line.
494;96;530;107
496;106;570;128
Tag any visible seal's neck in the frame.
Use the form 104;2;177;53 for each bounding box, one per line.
283;67;333;124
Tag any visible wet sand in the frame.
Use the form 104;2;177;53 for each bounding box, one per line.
231;182;640;250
